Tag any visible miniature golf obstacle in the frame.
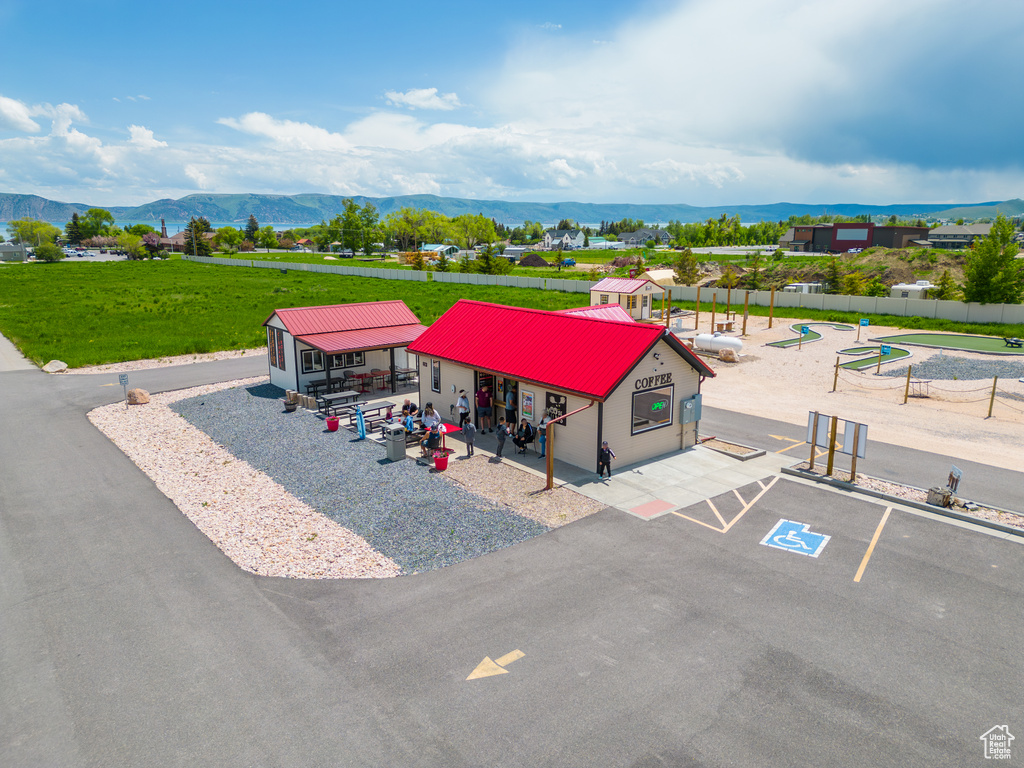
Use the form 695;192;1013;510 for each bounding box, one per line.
694;333;743;355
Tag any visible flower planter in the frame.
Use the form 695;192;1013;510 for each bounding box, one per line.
434;453;449;471
284;400;298;413
326;416;340;432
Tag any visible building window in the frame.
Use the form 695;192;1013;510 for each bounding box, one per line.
331;351;364;369
599;294;609;305
301;349;324;373
431;359;441;392
268;327;285;371
626;295;637;311
631;385;674;435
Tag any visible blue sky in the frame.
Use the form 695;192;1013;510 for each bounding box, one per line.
2;0;1023;207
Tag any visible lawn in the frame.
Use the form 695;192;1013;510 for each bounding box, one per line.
837;345;912;370
871;332;1024;356
0;260;590;368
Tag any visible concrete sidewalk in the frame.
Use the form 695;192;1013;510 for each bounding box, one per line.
0;333;36;372
436;422;799;520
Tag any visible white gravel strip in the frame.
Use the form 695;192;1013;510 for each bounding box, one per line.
70;347;266;374
88;376;401;579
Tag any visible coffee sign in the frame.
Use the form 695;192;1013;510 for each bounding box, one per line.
635;372;672;390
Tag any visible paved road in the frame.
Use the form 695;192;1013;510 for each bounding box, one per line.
703;405;1022;512
3;361;1022;766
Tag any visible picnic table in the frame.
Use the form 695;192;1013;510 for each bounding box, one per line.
340;401;396;430
350;371;390;392
305;378;331;397
318;390;361;415
393;367;416;382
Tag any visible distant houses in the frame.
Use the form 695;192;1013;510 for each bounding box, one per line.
542;228;585;249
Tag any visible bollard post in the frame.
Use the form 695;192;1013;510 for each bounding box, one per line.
695;286;701;333
768;287;775;329
988;376;998;418
903;365;912;404
825;415;838;477
742;291;750;335
809;412;819;471
832;357;840;392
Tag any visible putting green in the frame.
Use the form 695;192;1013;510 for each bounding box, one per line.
837;345;911;370
871;333;1024;356
767;322;855;348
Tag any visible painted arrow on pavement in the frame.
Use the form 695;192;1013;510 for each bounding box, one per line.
467;650;524;680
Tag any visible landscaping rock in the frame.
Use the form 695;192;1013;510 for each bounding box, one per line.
718;348;739;363
42;360;68;373
127;388;151;405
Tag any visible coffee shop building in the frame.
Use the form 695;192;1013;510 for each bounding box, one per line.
406;300;715;472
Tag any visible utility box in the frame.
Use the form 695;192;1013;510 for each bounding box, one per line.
385;424;407;462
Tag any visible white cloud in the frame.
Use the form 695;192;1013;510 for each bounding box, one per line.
217;112;357;152
537;22;562;31
128;125;167;150
0;95;40;133
384;88;462;111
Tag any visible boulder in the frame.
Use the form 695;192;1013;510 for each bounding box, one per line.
42;360;68;373
718;348;739;363
127;388;151;405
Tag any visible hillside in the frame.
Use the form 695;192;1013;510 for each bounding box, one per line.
2;192;1019;228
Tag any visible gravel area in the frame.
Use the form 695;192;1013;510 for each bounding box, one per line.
880;353;1024;381
793;462;1024;531
89;378;401;579
170;382;552;574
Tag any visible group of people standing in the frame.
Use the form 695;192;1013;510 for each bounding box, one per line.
404;383;615;477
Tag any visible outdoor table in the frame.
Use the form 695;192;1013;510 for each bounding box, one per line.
305;378;328;396
393;367;416;383
437;421;462;452
351;372;376;393
343;401;396;427
318;390;360;414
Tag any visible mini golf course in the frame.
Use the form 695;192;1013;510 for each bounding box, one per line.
871;333;1024;356
837;345;912;371
767;322;855;348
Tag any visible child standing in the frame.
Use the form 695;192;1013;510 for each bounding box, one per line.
598;441;615;479
495;417;509;458
462;416;477;456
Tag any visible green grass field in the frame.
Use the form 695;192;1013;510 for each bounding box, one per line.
0;260;590;368
871;332;1024;356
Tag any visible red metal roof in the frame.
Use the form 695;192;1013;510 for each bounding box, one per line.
297;324;426;355
407;300;712;400
264;300;420;337
591;277;662;294
558;304;635;323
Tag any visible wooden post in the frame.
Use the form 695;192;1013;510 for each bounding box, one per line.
742;291;750;335
988;375;998;418
832;357;840;392
711;295;717;334
876;346;883;374
809;412;819;471
856;323;862;342
545;423;555;490
903;365;912;404
825;415;838;477
849;423;860;484
695;286;701;332
726;287;732;316
768;287;775;329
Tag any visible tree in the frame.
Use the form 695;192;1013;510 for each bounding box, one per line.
718;265;740;289
675;248;699;286
840;272;866;296
409;251;426;271
7;219;60;245
962;214;1024;304
244;214;259;244
213;226;244;251
743;252;763;290
824;256;843;294
556;218;576;230
475;244;512;275
183;217;212;257
863;277;889;298
117;232;146;260
452;213;496;250
34;242;64;262
78;208;115;240
64;213;82;245
124;224;157;237
143;232;160;254
257;225;278;252
930;269;961;301
435;252;452;272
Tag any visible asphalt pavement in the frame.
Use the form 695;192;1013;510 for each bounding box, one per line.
2;358;1022;767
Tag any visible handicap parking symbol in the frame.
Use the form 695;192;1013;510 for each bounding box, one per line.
760;519;831;558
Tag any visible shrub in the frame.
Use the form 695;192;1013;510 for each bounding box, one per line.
34;243;64;262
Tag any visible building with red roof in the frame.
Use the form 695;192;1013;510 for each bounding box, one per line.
557;304;635;323
407;300;714;472
590;277;665;320
263;301;426;395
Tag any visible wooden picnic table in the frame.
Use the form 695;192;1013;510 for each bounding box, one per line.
340;401;396;428
318;390;361;414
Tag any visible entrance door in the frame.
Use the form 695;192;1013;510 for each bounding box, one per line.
641;293;649;319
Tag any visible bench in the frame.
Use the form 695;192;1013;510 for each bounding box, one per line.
1004;337;1023;348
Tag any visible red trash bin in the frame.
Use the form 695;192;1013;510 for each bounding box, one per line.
326;416;339;432
434;454;449;471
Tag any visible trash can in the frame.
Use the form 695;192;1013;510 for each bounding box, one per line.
385;424;407;462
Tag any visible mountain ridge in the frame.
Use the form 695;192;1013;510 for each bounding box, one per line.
0;191;1019;227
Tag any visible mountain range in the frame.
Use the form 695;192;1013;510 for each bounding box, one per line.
2;192;1022;227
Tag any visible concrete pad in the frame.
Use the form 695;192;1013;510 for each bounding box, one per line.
0;333;36;372
628;499;675;519
655;486;706;509
678;476;738;499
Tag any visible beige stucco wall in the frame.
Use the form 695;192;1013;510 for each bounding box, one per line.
416;337;705;471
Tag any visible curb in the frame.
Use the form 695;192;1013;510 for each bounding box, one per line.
780;467;1024;538
703;442;767;461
